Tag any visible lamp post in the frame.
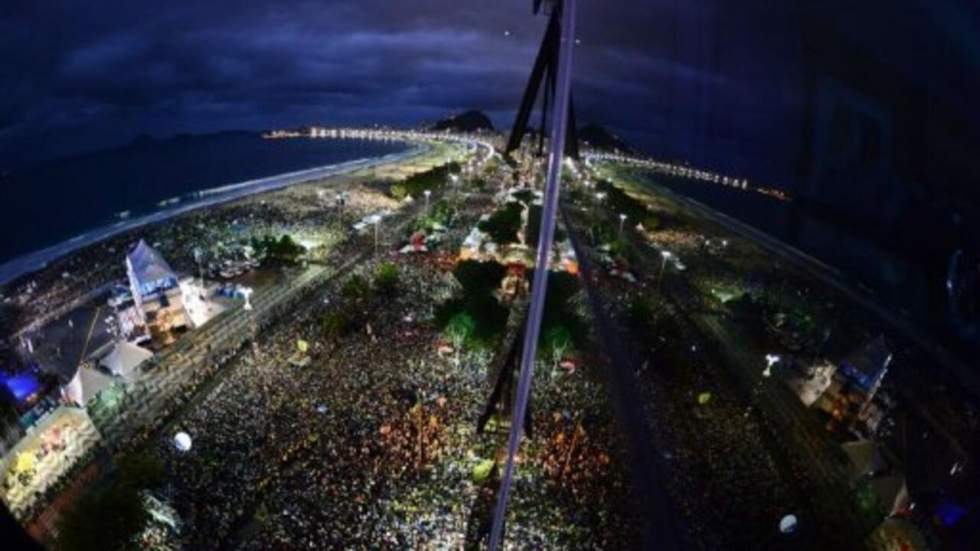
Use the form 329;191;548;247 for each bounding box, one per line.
618;213;627;236
762;354;781;378
594;191;606;220
424;189;431;210
658;250;672;292
193;247;203;285
241;287;253;311
373;216;382;255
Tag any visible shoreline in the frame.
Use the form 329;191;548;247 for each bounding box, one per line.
0;143;427;286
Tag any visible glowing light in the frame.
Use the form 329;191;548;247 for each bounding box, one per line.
762;354;781;378
779;514;798;534
174;432;192;452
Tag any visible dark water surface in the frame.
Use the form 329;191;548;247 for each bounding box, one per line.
0;132;407;264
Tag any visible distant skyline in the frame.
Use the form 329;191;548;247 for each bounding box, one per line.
3;0;979;188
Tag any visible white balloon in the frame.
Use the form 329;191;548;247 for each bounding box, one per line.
174;432;192;452
779;514;798;534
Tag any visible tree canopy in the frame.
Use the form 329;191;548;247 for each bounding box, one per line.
530;270;587;359
57;452;164;551
389;161;461;200
341;273;371;302
435;260;509;349
415;198;457;232
251;234;305;264
596;179;659;231
452;260;506;296
435;293;509;349
477;202;523;244
374;262;400;297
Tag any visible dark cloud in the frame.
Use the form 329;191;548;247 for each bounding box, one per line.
1;0;978;186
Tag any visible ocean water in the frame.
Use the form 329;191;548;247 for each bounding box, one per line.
0;132;408;266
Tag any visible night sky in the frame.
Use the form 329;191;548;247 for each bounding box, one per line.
2;0;979;189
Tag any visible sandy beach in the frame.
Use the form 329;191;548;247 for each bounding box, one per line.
0;138;465;336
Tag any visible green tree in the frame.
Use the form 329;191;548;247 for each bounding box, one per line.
434;294;508;351
595;179;652;224
477;202;523;244
252;234;304;264
415;199;457;232
374;262;400;297
341;274;371;302
388;161;460;199
321;309;352;340
512;189;535;204
526;269;587;357
445;311;476;364
56;452;163;551
541;325;572;377
453;260;506;295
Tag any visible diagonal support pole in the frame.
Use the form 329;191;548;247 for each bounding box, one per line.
488;0;577;548
506;7;560;155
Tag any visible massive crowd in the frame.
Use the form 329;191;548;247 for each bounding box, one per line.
563;183;853;549
0;170;397;337
142;184;638;549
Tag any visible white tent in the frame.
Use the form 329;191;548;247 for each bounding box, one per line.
100;341;153;380
63;367;115;406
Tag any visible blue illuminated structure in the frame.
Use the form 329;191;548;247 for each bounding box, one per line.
125;239;179;325
1;371;41;406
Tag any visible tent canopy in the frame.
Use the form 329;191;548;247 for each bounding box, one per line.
100;341;153;379
128;239;177;291
64;367;114;406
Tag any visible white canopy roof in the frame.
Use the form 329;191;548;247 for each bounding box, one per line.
127;239;177;287
63;367;114;406
100;341;153;379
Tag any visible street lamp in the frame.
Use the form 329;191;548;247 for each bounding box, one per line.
762;354;781;378
593;192;606;218
658;250;672;291
240;287;253;311
370;215;382;255
424;189;431;210
619;213;627;236
193;247;203;284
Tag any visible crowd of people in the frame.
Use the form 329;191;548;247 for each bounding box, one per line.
0;166;400;338
563;181;855;549
140;181;640;549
